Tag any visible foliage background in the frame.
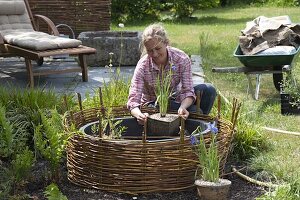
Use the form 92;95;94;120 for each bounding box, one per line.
111;0;300;22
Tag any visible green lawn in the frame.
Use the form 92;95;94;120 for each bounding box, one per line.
112;6;300;196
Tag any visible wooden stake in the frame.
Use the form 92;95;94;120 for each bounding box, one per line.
77;92;83;111
99;87;105;116
180;117;185;144
231;98;237;123
77;92;85;123
232;166;278;188
263;126;300;136
63;95;69;112
143;121;147;143
217;94;221;119
98;87;104;138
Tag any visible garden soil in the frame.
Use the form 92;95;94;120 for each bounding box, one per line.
26;160;265;200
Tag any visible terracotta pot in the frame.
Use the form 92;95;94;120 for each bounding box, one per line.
194;178;231;200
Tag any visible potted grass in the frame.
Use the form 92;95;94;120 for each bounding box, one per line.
280;78;300;115
191;122;231;200
147;63;180;136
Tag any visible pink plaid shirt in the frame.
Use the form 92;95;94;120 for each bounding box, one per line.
127;46;196;110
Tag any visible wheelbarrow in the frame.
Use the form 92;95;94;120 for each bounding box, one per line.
212;45;300;100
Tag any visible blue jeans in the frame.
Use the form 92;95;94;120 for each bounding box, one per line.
169;83;217;114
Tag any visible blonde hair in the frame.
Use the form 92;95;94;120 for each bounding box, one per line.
140;23;170;56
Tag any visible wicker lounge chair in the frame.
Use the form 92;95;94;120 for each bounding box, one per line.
0;0;96;87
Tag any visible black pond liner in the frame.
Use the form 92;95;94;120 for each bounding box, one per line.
79;117;210;142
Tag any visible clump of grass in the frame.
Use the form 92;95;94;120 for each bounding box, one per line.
196;134;220;182
210;97;270;161
232;120;270;161
257;180;300;200
82;67;131;109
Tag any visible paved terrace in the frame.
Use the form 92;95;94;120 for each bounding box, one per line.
0;55;205;98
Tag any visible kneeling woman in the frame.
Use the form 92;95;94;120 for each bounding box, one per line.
127;23;216;125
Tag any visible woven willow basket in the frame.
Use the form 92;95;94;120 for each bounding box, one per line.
65;106;235;194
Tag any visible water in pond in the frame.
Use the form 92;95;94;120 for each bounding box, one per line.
80;117;209;141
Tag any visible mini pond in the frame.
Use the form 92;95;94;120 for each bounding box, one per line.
79;117;210;141
66;107;234;194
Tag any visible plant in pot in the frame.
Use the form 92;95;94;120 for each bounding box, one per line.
147;63;180;137
280;77;300;115
191;122;231;200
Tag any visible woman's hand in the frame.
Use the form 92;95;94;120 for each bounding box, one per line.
131;107;149;125
178;97;193;119
136;112;149;125
178;107;189;120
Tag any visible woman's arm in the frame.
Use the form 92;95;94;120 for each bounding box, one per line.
130;107;149;125
127;59;146;110
127;57;150;125
178;96;194;119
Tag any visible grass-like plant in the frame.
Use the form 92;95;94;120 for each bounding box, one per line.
198;134;219;182
191;124;220;183
82;67;130;109
155;64;175;117
281;76;300;107
90;107;127;139
257;182;300;200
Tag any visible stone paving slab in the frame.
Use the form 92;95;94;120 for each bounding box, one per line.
0;55;204;98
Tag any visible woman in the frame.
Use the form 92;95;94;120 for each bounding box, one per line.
127;23;216;125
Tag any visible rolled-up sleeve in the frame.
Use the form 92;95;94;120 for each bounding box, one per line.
177;56;196;102
127;61;145;110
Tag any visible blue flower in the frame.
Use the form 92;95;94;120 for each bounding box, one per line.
170;63;176;71
208;121;218;134
190;135;199;145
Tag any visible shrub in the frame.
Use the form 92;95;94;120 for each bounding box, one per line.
169;0;219;18
111;0;161;23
